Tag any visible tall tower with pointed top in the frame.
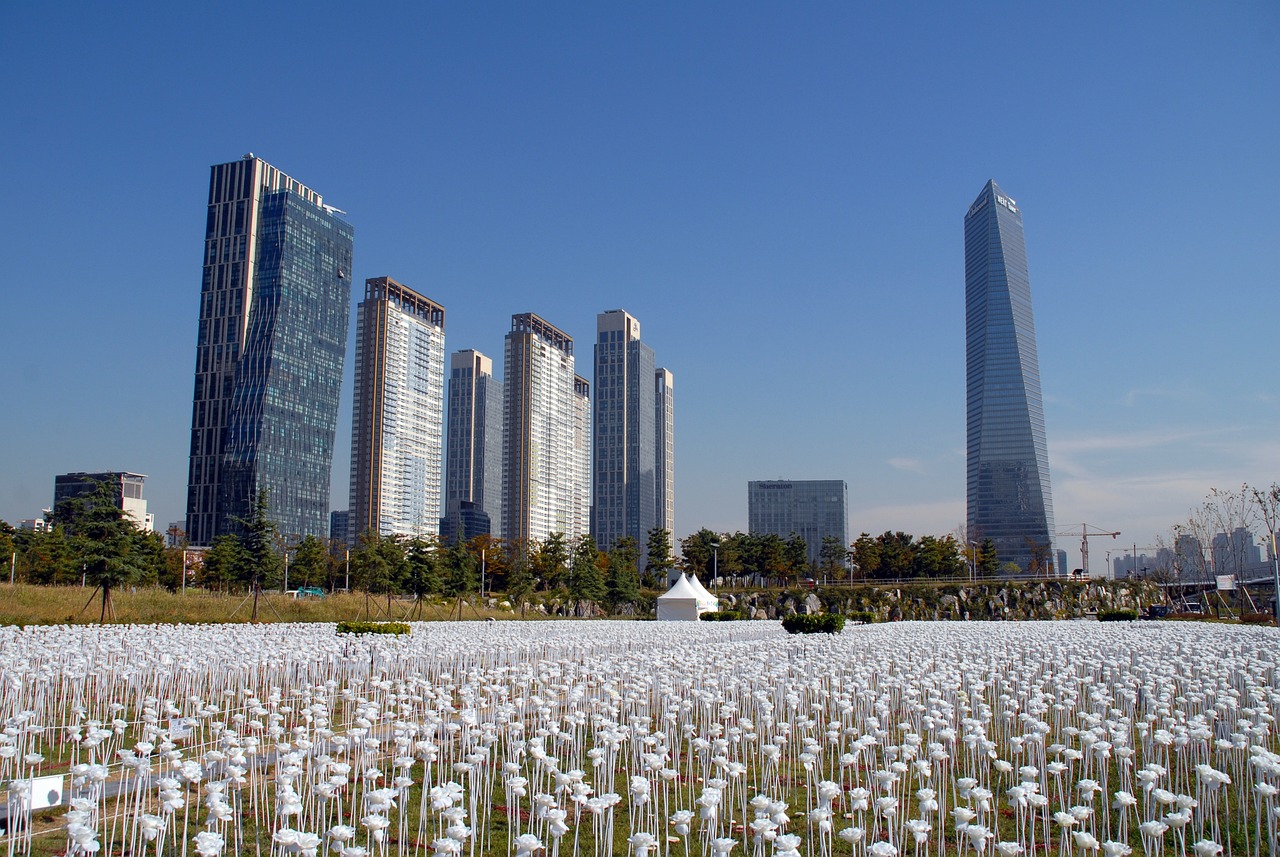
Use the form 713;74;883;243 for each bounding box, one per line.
965;180;1056;574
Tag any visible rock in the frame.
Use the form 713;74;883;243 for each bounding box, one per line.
803;594;821;615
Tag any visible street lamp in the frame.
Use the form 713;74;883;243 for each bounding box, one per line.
480;545;487;601
968;540;979;581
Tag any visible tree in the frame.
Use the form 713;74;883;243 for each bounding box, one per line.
505;541;535;615
70;481;147;621
17;526;79;585
533;533;569;591
440;539;477;600
568;534;606;603
977;538;999;577
236;490;282;595
679;529;720;578
783;533;809;583
644;528;674;588
404;537;441;601
291;535;329;589
606;536;641;612
819;536;849;583
1250;483;1280;622
849;533;880;580
0;520;14;583
201;534;246;591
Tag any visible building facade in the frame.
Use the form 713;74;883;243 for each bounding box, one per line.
441;349;503;541
964;180;1056;573
53;471;153;532
502;313;589;542
185;155;354;546
747;480;848;568
591;310;657;552
348;277;446;540
655;368;675;537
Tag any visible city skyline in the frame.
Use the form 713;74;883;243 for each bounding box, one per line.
2;4;1276;569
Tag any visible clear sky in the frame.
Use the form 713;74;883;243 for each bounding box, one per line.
2;3;1276;573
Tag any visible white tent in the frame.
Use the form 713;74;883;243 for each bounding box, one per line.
685;573;719;612
656;573;719;621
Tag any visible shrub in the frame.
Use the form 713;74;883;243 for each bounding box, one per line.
1241;612;1275;625
1097;609;1138;622
336;621;411;635
846;611;877;625
781;613;846;634
700;610;743;621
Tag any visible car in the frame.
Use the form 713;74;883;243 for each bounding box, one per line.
291;587;326;599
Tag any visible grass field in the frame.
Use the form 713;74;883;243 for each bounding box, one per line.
0;583;508;626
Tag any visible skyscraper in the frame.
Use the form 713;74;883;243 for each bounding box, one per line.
591;310;656;552
186;155;353;546
441;349;503;541
747;480;848;568
964;180;1056;573
655;368;675;537
348;277;446;540
502;313;589;542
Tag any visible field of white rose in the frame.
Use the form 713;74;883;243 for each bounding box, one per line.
0;620;1276;857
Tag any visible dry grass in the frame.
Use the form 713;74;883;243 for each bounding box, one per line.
0;584;508;626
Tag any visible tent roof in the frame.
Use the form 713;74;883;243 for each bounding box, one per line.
685;573;718;607
657;573;701;601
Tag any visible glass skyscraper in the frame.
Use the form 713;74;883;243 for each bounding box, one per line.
441;349;503;540
964;179;1056;573
591;310;656;552
655;368;675;537
502;313;590;542
186;155;354;546
348;277;446;540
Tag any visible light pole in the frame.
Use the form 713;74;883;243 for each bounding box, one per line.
968;540;979;581
181;549;188;595
480;545;487;602
344;549;350;592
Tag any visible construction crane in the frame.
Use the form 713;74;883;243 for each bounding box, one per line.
1057;523;1120;578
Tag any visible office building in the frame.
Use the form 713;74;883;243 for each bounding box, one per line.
747;480;848;568
348;277;446;540
964;180;1056;573
1211;527;1262;576
502;313;589;542
591;310;656;552
185;155;354;546
441;350;503;541
53;471;153;533
655;368;675;537
329;510;352;548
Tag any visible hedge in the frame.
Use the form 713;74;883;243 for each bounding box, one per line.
847;611;877;625
700;610;744;621
336;621;411;635
781;613;846;634
1097;609;1138;622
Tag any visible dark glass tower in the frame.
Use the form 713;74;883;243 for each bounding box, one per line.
186;155;354;546
964;180;1056;573
591;309;657;553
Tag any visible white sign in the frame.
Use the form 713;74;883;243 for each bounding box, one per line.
1215;574;1236;591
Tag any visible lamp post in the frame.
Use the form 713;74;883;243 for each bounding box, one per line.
968;540;979;581
480;545;487;602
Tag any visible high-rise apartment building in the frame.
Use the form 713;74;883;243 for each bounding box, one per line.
591;310;656;552
964;180;1056;573
186;155;353;546
441;350;503;541
348;277;446;540
502;313;589;542
655;368;675;537
747;480;848;568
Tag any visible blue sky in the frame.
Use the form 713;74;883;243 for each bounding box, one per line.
2;3;1276;573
